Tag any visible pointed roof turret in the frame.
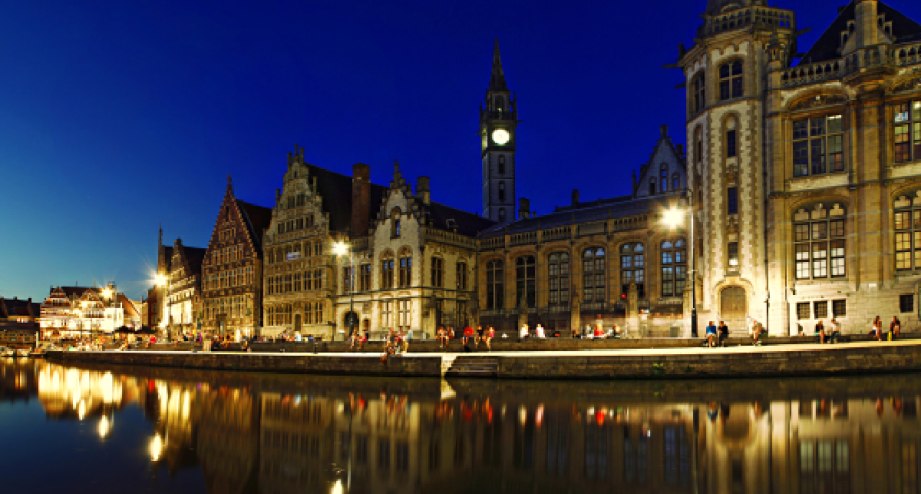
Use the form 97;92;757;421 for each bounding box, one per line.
489;39;507;91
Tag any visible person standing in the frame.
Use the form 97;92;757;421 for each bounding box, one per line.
475;324;484;348
751;319;764;346
815;319;826;344
829;318;841;344
890;316;901;341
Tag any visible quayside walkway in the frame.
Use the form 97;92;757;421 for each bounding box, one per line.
46;339;921;380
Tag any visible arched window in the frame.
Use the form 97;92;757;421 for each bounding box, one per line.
486;260;504;310
691;71;706;114
794;204;846;279
672;173;681;191
516;256;536;309
661;239;687;297
498;182;506;202
621;243;645;298
548;252;570;307
380;254;395;289
583;248;606;305
660;164;669;192
497;155;506;175
719;60;743;100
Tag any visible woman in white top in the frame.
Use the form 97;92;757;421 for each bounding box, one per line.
535;324;546;338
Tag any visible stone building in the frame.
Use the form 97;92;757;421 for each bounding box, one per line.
262;146;385;340
477;126;687;335
201;178;272;338
482;41;518;224
165;237;207;338
336;165;494;339
37;285;136;339
679;0;921;334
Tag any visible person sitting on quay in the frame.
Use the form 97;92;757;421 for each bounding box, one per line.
485;326;495;351
717;320;729;347
593;324;606;339
705;321;717;347
535;324;546;338
436;325;447;350
815;319;826;344
519;323;529;341
751;319;764;346
871;315;883;341
400;329;409;353
462;324;475;348
890;315;901;341
475;324;484;348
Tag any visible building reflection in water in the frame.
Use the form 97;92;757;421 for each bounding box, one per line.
5;358;921;493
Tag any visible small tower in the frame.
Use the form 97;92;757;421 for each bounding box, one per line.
481;40;518;224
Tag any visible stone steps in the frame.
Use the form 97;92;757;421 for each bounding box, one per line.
443;356;499;378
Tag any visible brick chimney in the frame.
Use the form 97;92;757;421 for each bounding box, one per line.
855;0;879;48
571;188;580;206
519;197;531;220
416;176;430;205
351;163;371;237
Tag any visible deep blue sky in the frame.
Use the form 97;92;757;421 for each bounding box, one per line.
3;0;920;301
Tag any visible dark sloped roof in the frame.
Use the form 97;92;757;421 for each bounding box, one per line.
236;200;273;251
182;246;208;277
424;201;496;236
479;195;663;237
801;1;921;64
304;164;388;233
59;286;94;299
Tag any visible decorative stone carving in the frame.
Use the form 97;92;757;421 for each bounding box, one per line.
790;94;848;111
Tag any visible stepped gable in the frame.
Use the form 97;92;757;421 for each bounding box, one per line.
801;1;921;64
234;200;273;252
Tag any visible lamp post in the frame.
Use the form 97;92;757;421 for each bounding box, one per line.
332;241;355;342
662;198;698;338
154;273;170;342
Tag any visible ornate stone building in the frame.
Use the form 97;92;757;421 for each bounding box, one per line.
336;165;494;339
679;0;921;334
201;178;272;338
477;126;687;335
38;285;137;339
165;238;206;338
482;41;518;224
262;147;386;339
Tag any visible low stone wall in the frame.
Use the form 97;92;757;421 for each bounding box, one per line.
47;340;921;380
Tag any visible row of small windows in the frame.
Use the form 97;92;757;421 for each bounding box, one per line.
267;241;323;264
265;303;324;326
277;215;316;234
342;259;468;292
284;193;310;210
649;164;682;195
485;242;685;310
266;270;325;295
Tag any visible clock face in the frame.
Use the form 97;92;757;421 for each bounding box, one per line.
491;128;510;146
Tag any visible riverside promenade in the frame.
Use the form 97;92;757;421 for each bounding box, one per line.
46;338;921;380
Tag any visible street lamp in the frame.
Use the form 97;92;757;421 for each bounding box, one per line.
661;201;698;338
332;241;356;342
154;272;171;342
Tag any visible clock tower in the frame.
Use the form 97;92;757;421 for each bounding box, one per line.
481;40;517;224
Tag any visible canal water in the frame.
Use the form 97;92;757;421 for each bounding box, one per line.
1;358;919;494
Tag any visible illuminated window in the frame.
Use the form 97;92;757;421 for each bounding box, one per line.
381;257;394;289
620;243;645;298
399;255;412;288
548;252;570;307
516;256;536;309
793;114;845;176
719;61;743;100
728;242;739;270
661;239;687;297
486;260;504;310
583;248;605;305
794;206;846;280
456;261;468;291
431;257;444;288
893;100;921;163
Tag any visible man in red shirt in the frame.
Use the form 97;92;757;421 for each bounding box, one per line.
463;325;475;347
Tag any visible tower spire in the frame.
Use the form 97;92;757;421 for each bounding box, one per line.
489;39;507;90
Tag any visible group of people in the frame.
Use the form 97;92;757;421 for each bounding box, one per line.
869;315;902;342
437;324;495;351
704;319;766;347
812;318;843;344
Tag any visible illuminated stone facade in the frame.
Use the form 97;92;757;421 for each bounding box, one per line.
164;238;206;337
38;285;136;339
680;0;921;334
201;178;272;337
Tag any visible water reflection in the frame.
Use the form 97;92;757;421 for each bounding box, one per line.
3;357;921;493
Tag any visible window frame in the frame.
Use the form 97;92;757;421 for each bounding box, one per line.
660;239;687;298
792;113;845;177
793;206;846;281
486;260;504;310
893;100;921;164
548;252;570;308
516;255;537;309
620;243;645;298
718;60;743;101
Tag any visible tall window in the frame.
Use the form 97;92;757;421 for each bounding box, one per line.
894;100;921;163
728;242;739;270
359;264;371;291
661;239;687;297
431;257;444;287
726;129;737;158
548;252;570;307
456;262;468;291
342;267;353;293
516;256;536;309
894;198;921;270
727;187;738;215
620;243;645;298
793;114;844;176
691;72;705;114
381;257;395;289
486;260;504;310
719;60;743;100
498;182;506;202
381;301;392;329
583;248;606;305
794;207;846;279
399;255;412;287
660;164;668;193
398;299;411;329
498;155;506;175
390;208;401;238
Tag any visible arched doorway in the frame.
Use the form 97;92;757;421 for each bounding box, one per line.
720;286;748;332
343;311;359;335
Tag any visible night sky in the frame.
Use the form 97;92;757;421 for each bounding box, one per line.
3;0;920;301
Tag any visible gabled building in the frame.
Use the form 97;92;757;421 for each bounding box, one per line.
38;284;132;339
0;297;40;324
337;164;494;339
164;238;207;338
262;146;386;339
201;178;272;338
